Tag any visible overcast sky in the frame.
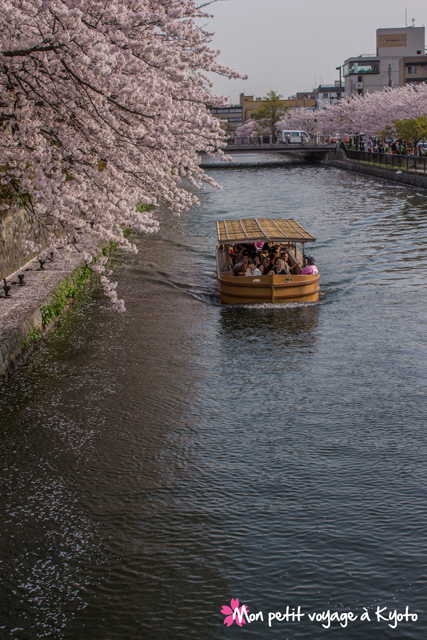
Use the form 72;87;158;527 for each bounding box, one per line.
205;0;427;103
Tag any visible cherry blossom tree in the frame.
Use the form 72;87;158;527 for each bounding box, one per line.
0;0;241;310
276;108;323;138
235;119;258;142
278;85;427;141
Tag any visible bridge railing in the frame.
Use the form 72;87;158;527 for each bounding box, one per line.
345;150;427;175
230;136;283;145
228;136;332;146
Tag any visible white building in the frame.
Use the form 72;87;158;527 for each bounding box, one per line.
313;83;345;108
344;26;426;96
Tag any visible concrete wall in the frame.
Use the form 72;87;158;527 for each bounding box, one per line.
0;207;35;280
324;152;427;190
0;254;89;381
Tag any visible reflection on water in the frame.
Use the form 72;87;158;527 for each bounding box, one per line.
219;304;320;349
1;164;427;639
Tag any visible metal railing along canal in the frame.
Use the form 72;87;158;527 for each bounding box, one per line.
345;150;427;175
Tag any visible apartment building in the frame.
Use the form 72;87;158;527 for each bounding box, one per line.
344;26;426;96
399;56;427;85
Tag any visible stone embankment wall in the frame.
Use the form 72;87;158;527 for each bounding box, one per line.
0;252;91;380
0;207;36;280
0;202;107;381
324;150;427;190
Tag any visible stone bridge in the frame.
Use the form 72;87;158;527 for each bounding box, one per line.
224;141;336;160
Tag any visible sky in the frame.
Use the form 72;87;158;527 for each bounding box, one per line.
204;0;427;103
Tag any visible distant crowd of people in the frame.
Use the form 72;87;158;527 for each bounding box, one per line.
228;242;318;277
358;137;425;156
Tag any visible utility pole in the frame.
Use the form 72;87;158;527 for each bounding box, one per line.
336;66;342;100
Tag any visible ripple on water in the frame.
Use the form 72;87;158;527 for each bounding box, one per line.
1;164;427;639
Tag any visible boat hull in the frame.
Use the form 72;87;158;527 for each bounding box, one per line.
218;273;320;305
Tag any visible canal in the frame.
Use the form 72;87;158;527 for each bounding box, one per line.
1;159;427;639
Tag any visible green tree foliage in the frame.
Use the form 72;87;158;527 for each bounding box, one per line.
393;115;427;146
253;91;289;134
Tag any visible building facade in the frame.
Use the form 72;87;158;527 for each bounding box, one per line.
209;94;317;133
398;56;427;85
239;94;316;121
344;26;426;96
343;55;380;96
313;83;345;108
209;105;243;134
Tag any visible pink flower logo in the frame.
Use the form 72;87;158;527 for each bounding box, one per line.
220;598;249;627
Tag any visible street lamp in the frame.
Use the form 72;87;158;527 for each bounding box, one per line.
336;65;342;101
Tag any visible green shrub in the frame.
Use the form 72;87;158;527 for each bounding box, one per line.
40;264;92;327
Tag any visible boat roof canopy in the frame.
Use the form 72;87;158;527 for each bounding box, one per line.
216;218;316;245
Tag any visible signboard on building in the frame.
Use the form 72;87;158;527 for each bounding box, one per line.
377;33;407;48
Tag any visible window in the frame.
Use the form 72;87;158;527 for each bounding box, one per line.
343;61;379;75
407;66;415;74
323;92;328;98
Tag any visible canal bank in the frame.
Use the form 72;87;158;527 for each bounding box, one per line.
0;204;94;380
324;149;427;190
0;251;93;381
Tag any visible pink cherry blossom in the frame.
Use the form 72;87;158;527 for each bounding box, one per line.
0;0;243;307
235;120;259;141
277;84;427;138
220;598;249;627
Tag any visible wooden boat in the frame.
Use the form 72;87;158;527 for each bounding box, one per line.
216;218;320;305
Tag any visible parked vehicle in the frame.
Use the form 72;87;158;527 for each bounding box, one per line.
330;133;350;144
280;130;310;144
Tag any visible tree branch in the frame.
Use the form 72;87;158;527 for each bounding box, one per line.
2;44;59;57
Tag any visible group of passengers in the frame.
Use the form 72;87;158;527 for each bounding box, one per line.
230;242;297;277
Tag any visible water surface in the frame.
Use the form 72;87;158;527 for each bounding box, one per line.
1;162;427;639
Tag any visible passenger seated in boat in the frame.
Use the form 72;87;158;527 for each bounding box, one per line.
237;244;256;261
265;248;280;274
233;255;249;275
261;257;270;274
233;245;248;262
281;249;297;274
253;255;263;273
231;245;244;264
259;242;271;262
301;255;319;275
271;258;291;275
245;259;262;276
